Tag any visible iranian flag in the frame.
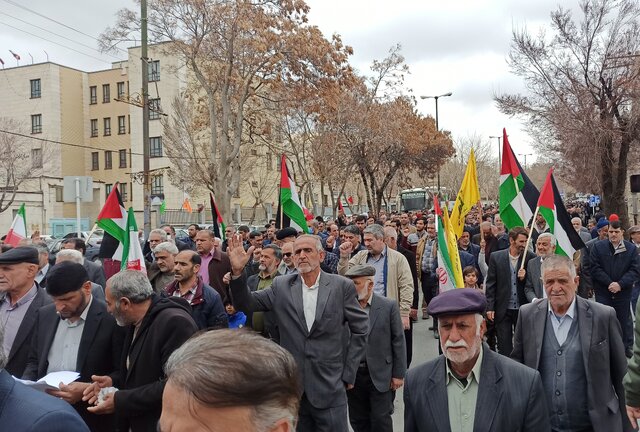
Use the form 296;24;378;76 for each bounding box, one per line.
499;128;539;230
210;193;226;240
113;207;146;272
537;168;585;257
276;154;308;232
5;203;27;246
434;197;464;292
97;184;127;244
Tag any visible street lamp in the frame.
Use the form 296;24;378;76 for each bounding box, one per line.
420;92;453;194
489;135;502;170
518;153;533;170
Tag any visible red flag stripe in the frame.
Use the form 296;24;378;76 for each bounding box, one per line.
501;128;521;178
537;168;555;210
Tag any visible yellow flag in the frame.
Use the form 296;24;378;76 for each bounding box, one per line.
450;149;481;239
442;204;464;288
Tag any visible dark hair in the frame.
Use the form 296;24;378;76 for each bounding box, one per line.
263;244;283;261
609;220;623;230
462;266;480;278
416;216;428;225
180;250;202;265
188;224;200;230
249;230;263;239
482;214;493;222
508;227;528;241
161;224;176;235
354;215;367;223
0;244;13;253
343;224;361;237
315;216;324;223
238;225;250;233
62;237;86;254
46;262;89;296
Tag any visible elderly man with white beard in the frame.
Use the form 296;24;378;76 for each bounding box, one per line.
403;288;549;432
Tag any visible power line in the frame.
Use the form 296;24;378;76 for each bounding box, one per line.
0;0;127;54
0;20;112;64
0;128;211;162
0;11;122;60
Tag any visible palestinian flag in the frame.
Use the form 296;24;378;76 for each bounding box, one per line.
499;128;539;230
97;184;127;260
434;197;464;292
210;193;226;240
5;203;27;247
276;154;308;232
113;207;146;272
537;169;585;257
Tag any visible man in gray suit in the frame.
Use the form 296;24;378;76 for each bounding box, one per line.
228;234;368;432
512;255;631;431
344;265;405;432
404;288;549;432
524;232;556;303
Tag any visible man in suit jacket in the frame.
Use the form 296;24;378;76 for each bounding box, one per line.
344;265;405;432
0;326;90;431
485;227;535;355
590;220;640;357
0;247;53;377
404;288;549;432
524;233;556;302
196;229;232;301
82;270;198;432
61;238;106;288
512;255;631;431
22;262;124;432
228;234;368;432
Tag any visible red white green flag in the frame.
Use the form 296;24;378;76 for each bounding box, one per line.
96;184;127;244
5;203;26;247
499;128;539;230
537;169;585;257
113;207;146;272
210;193;226;241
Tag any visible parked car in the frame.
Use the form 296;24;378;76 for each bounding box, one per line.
47;238;101;265
62;230;104;247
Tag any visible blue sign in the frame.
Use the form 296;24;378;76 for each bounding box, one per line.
589;195;601;207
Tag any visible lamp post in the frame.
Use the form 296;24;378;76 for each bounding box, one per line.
518;153;533;170
489;135;502;170
420;92;453;194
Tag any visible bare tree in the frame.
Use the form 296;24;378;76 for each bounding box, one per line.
496;0;640;225
0;118;52;213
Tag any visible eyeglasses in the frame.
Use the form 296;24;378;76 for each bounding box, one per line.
283;252;293;257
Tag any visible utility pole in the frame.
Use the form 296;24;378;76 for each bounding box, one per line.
420;92;452;195
141;0;151;237
489;135;501;169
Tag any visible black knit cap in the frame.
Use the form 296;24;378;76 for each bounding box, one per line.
46;261;89;297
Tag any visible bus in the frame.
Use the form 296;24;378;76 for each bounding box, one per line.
398;188;432;212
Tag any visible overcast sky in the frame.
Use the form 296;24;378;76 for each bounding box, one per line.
0;0;577;163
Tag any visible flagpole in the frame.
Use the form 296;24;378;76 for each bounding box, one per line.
86;223;98;243
477;201;484;242
520;205;540;270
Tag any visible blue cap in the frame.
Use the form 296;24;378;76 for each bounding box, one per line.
427;288;487;317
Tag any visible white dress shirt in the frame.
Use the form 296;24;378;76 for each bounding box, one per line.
301;272;321;331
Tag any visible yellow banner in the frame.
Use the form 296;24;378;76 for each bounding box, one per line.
450;149;481;239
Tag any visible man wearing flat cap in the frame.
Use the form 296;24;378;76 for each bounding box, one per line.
0;247;52;377
404;288;549;432
344;265;405;432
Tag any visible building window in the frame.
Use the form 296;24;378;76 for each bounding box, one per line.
91;152;99;170
151;175;164;195
31;148;42;168
148;60;160;82
90;119;98;137
120;182;128;201
89;86;97;104
102;84;110;103
31;114;42;134
55;186;64;202
149;98;161;120
103;117;111;136
119;149;127;168
118;116;126;135
150;136;163;158
105;151;113;170
30;79;41;98
105;184;112;199
117;81;125;98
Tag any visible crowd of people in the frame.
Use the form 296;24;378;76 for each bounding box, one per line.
2;204;640;431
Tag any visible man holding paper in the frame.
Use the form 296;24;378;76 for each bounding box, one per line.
23;262;124;432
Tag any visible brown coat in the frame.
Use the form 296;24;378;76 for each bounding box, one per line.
206;247;232;301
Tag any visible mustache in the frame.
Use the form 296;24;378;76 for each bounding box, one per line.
444;340;468;349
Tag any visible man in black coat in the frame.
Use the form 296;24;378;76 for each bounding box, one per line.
23;262;124;432
485;227;535;355
0;247;52;377
83;270;197;432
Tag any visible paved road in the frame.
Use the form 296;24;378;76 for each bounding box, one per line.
390;313;441;431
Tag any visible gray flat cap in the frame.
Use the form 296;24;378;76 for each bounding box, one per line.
344;264;376;278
